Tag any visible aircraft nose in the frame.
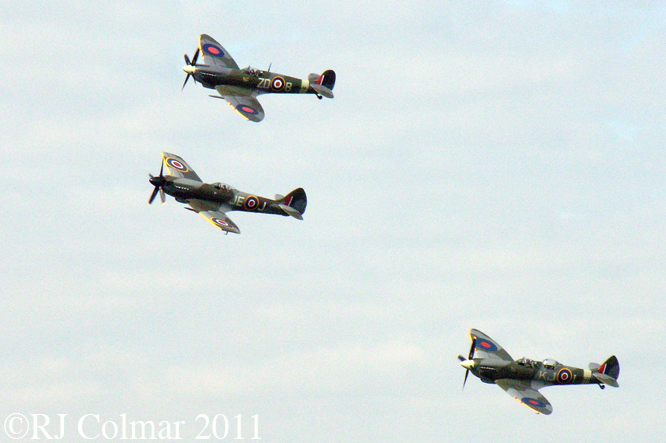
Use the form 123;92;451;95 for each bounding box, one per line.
183;65;196;75
149;176;166;187
460;360;475;370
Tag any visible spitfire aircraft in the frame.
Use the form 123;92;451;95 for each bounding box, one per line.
148;153;306;234
181;34;336;122
457;329;620;415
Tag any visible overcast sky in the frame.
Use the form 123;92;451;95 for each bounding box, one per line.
2;1;665;441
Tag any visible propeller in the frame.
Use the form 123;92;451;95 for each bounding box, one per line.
148;161;167;205
182;48;200;90
459;338;476;390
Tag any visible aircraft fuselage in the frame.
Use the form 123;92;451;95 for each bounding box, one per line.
469;359;595;387
188;65;316;96
163;178;287;216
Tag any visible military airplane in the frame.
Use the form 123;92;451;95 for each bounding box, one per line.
181;34;336;122
457;329;620;415
148;153;306;234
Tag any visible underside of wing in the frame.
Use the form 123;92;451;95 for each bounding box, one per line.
199;34;239;69
198;210;241;234
496;379;553;415
470;329;513;363
162;152;202;182
221;94;265;122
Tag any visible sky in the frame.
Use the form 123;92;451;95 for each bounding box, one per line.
2;1;665;441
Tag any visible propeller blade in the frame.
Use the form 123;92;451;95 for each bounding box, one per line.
149;186;159;205
149;159;167;205
468;338;476;361
184;53;191;65
461;336;476;390
182;73;191;90
191;48;199;65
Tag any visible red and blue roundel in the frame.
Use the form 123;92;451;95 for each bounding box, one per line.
244;195;259;211
270;76;286;92
556;368;573;384
475;338;498;352
202;43;224;57
166;157;189;173
522;397;547;409
212;217;229;227
236;104;259;116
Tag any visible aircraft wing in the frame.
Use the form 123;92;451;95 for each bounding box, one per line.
199;34;239;69
496;379;553;415
162;152;203;181
221;94;265;122
470;329;513;362
198;210;241;234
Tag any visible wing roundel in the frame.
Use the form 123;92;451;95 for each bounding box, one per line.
470;329;513;363
162;153;203;182
496;379;553;415
221;95;265;122
199;34;239;69
199;210;240;234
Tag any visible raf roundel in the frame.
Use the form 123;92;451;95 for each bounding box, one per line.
212;218;229;227
522;397;547;409
270;76;286;92
556;368;573;384
166;157;189;173
236;104;259;116
476;338;498;352
202;43;224;57
244;196;259;211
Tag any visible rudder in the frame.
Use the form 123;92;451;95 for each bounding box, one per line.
599;355;620;380
319;70;336;90
278;188;307;219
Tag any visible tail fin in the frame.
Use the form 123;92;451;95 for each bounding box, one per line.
599;355;620;379
278;188;307;220
318;70;336;90
308;70;335;98
592;355;620;387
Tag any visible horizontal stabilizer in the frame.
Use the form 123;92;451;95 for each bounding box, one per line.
311;83;334;99
275;194;284;200
589;363;600;371
592;355;620;387
592;372;619;388
279;204;303;220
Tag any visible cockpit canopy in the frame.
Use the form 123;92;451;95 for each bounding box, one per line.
243;66;263;76
542;358;559;370
212;182;234;191
516;357;540;369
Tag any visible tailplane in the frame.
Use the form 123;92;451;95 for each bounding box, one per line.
277;188;307;220
591;355;620;388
